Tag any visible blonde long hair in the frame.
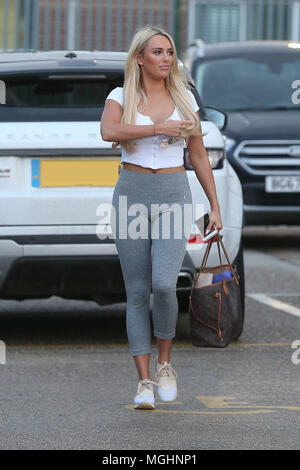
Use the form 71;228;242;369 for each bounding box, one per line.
112;25;204;152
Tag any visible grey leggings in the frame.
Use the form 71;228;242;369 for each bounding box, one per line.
111;167;193;356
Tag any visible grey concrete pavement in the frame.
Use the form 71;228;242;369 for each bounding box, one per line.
0;226;300;450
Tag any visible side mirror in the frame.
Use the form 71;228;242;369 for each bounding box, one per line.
204;106;227;130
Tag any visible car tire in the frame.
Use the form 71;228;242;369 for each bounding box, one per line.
177;291;190;314
232;241;245;340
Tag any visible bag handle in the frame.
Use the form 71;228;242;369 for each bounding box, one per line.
217;235;239;286
216;236;239;294
200;234;224;271
218;235;232;266
216;235;226;292
194;234;239;287
200;237;214;269
193;237;214;284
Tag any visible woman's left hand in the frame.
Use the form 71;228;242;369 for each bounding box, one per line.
206;208;223;235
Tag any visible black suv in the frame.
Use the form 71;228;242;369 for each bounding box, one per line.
184;40;300;225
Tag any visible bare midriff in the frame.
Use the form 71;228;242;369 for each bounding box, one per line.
122;162;185;173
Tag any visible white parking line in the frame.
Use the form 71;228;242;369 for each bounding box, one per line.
247;293;300;319
256;293;300;297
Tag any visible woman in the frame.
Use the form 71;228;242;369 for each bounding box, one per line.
101;25;222;410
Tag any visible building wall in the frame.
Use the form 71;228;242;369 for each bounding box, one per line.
188;0;300;44
2;1;299;55
0;0;189;55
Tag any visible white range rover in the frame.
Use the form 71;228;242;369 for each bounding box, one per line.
0;51;244;333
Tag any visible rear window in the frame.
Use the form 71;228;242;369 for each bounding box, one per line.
0;72;123;108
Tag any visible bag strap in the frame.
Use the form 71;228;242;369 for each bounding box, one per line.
217;235;239;286
218;235;232;266
200;234;223;271
200;237;214;269
194;237;213;284
216;236;225;290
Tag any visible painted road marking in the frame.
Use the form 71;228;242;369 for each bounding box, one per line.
195;396;300;411
124;396;300;415
250;293;300;297
124;405;275;415
247;293;300;319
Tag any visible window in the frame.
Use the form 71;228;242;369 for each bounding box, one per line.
194;53;300;111
1;73;123;108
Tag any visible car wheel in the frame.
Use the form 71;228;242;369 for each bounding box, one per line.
232;241;245;340
177;291;190;313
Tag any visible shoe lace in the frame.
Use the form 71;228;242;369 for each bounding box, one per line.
155;363;178;380
138;379;158;394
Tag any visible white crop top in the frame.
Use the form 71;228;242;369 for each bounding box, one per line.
105;86;199;169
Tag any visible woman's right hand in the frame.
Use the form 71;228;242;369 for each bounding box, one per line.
155;120;194;138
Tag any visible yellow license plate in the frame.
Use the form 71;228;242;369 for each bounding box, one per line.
39;158;121;187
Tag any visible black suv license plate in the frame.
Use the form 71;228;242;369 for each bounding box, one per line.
265;176;300;193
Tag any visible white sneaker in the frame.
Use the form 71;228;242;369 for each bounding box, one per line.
134;379;158;410
155;360;178;402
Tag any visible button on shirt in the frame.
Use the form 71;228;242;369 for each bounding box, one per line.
105;87;200;170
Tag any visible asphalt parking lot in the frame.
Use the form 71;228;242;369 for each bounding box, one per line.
0;226;300;450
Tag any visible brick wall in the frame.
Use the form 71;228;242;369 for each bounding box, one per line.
37;0;188;55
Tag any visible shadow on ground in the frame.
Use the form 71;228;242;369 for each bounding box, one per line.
242;225;300;248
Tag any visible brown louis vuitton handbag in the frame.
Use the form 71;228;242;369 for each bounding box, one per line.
189;234;243;347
